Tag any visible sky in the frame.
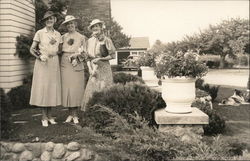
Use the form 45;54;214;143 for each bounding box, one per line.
111;0;249;46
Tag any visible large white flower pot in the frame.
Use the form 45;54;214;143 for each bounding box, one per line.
140;66;157;81
162;77;196;113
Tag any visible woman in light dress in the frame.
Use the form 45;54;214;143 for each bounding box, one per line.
29;11;61;127
60;15;87;124
81;19;116;111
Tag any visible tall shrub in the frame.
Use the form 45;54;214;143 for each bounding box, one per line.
0;88;13;138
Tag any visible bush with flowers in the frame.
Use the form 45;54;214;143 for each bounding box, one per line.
154;50;208;78
136;52;156;67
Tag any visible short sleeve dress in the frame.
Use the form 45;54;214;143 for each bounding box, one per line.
81;35;116;111
29;27;62;107
61;31;87;107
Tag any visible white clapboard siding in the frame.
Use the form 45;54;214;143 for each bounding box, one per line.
0;0;35;91
0;64;33;71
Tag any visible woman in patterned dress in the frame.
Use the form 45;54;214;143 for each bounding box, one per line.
60;15;87;124
29;11;61;127
81;19;116;111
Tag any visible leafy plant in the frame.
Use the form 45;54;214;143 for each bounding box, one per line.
196;78;220;102
154;50;208;78
86;82;165;126
0;88;13;138
136;52;156;67
192;100;226;135
113;72;145;85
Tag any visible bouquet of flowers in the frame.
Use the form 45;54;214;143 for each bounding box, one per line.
154;50;208;78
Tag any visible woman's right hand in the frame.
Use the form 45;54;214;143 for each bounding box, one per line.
40;55;48;62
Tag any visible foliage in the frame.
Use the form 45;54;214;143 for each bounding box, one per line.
15;35;34;60
83;105;239;160
196;78;220;102
111;65;123;72
35;0;49;30
0;88;13;138
110;17;131;49
83;105;189;160
86;82;165;126
113;72;145;85
198;18;249;68
7;74;32;110
154;50;208;78
192;100;226;135
136;51;156;67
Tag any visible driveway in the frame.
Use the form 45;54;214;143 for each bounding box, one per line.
203;69;249;88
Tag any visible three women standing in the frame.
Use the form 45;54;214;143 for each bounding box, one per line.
29;11;62;127
30;11;115;126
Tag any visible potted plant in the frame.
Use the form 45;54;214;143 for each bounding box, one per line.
136;52;157;81
154;50;208;113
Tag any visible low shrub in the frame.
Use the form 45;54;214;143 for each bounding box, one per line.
83;105;235;161
192;100;226;135
196;78;220;102
86;82;165;126
7;74;32;110
113;72;145;85
83;105;189;160
0;88;13;138
111;65;123;72
7;84;31;110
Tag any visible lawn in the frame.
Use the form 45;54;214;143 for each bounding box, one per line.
2;86;250;153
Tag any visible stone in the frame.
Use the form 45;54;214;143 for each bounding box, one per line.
25;143;42;158
40;151;51;161
1;142;14;152
77;149;94;161
158;125;204;143
12;153;19;161
19;150;34;161
52;144;65;159
0;145;6;157
12;143;26;153
32;158;42;161
67;142;80;151
45;142;55;152
154;108;208;125
66;151;81;161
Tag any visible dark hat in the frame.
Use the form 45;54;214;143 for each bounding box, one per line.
42;11;56;21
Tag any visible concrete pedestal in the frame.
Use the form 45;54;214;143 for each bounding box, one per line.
154;107;208;143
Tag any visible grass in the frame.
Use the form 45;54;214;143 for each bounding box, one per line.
211;86;250;150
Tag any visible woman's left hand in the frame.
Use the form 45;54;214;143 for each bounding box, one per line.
92;58;101;64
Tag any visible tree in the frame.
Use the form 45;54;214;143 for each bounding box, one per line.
199;18;249;68
109;17;131;49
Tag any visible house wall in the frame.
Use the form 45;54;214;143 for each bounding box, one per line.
0;0;35;92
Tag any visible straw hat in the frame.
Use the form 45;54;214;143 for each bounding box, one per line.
88;19;104;30
61;15;78;25
42;11;56;21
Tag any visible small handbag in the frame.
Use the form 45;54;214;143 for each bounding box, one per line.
100;43;109;57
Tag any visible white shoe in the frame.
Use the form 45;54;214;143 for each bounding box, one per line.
48;118;57;124
65;115;73;123
73;117;79;124
42;120;48;127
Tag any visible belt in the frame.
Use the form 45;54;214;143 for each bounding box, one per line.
48;55;57;58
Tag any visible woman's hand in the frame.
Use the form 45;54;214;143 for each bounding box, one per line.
92;58;101;64
40;55;48;62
